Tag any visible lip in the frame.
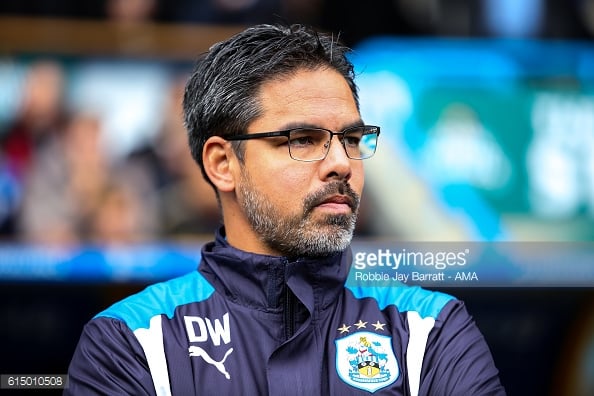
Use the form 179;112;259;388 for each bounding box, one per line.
316;195;355;212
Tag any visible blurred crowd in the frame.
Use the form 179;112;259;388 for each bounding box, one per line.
0;60;221;246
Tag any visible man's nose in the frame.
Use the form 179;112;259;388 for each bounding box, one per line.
320;135;352;180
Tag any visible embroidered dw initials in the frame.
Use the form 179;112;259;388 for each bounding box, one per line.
184;313;231;346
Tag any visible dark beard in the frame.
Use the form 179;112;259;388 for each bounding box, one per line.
238;175;360;258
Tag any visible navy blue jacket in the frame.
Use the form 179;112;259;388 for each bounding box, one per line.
66;228;505;395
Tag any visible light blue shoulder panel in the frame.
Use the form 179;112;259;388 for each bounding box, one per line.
347;284;455;320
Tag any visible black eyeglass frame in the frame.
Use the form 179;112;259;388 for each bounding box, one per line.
223;125;380;162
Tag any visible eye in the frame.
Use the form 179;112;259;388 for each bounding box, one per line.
288;129;326;148
289;135;315;147
343;135;361;147
343;128;364;147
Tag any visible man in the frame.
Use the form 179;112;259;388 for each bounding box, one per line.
66;24;505;395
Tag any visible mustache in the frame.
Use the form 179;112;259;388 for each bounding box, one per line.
303;181;360;215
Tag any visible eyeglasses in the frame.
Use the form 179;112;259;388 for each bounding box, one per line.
224;125;380;162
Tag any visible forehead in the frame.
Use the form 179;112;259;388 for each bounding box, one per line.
250;67;361;131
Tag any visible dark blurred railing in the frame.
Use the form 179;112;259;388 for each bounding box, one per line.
0;16;246;59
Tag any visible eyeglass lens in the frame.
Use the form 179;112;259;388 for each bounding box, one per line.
288;127;378;161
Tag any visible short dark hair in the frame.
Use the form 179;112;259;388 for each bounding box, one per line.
182;23;359;186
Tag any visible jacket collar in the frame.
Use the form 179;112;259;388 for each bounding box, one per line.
198;227;352;313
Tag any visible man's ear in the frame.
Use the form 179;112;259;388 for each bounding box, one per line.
202;136;236;193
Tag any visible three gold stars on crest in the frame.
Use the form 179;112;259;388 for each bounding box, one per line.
338;319;386;334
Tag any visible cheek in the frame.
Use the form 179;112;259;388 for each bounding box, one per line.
243;143;308;188
351;165;365;194
352;174;365;195
258;165;312;205
272;169;310;198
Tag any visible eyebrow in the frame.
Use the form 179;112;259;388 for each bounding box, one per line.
275;119;365;131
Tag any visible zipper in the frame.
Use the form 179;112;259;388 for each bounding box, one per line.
284;285;296;340
283;259;298;341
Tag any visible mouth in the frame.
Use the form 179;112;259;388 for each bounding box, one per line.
303;181;360;218
315;194;357;213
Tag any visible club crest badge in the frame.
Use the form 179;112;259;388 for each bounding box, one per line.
335;331;399;393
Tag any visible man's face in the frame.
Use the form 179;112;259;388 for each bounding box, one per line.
235;67;365;258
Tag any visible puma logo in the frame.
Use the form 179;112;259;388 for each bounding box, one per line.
188;346;234;380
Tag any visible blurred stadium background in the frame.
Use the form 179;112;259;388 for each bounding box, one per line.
0;1;593;394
